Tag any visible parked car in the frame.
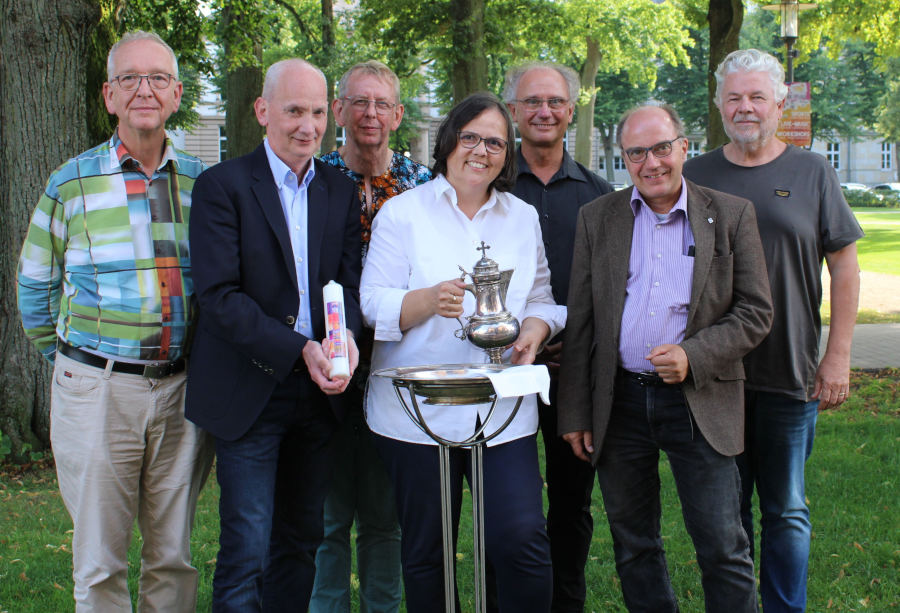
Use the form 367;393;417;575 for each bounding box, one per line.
871;182;900;194
840;182;871;192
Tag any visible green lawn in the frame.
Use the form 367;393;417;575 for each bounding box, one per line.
2;370;898;612
852;208;900;277
820;208;900;323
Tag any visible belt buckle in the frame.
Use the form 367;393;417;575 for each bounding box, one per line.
141;363;169;378
636;371;662;386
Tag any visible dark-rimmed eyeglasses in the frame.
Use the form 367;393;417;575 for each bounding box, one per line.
513;97;570;111
342;96;396;115
112;73;174;91
457;131;508;155
622;137;684;164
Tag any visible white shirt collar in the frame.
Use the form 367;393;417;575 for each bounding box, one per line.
432;173;508;216
263;137;316;189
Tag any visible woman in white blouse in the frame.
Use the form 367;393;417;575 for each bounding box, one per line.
360;92;565;612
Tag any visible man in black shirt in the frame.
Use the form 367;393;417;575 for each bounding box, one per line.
504;62;612;613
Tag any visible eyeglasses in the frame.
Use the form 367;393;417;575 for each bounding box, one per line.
513;97;570;111
342;96;397;115
112;73;174;91
622;137;684;164
457;131;508;155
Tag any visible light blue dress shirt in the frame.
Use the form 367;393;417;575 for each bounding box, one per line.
263;138;315;338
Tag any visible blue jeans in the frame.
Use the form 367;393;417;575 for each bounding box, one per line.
738;391;818;613
374;433;552;613
212;375;337;613
309;405;402;613
595;376;756;613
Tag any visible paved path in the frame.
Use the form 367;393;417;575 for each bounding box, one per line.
820;323;900;369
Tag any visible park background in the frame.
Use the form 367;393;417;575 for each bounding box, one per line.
1;0;898;610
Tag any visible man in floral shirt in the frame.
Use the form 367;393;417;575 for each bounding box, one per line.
311;60;430;613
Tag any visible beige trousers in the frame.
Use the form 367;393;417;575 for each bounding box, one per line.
50;352;214;612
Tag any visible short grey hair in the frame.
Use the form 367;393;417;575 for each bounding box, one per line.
338;60;401;102
616;104;686;148
262;58;326;99
107;30;179;81
502;62;580;104
715;49;788;105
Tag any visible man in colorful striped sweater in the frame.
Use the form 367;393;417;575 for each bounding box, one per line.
17;30;213;612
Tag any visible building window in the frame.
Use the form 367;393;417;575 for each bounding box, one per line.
882;142;893;170
336;126;346;147
218;125;227;162
826;141;840;170
687;140;702;159
597;148;624;171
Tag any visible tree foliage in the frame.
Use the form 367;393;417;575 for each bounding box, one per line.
801;0;900;65
550;0;692;166
654;27;710;134
796;42;887;147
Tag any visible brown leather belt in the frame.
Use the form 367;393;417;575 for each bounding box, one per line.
58;343;185;378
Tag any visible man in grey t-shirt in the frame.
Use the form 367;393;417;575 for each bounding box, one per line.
684;49;863;613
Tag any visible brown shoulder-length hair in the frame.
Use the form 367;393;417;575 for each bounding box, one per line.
431;92;517;193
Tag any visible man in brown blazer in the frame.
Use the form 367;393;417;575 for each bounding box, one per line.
558;105;773;612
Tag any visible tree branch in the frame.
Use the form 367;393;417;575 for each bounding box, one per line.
272;0;318;43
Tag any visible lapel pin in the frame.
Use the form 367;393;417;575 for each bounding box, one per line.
707;217;714;224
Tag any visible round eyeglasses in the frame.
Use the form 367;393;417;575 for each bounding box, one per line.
112;73;175;91
457;131;508;155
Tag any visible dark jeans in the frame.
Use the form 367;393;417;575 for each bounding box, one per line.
539;382;595;612
595;375;756;613
373;433;552;613
212;374;338;613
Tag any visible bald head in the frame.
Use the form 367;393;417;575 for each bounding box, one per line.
262;59;326;100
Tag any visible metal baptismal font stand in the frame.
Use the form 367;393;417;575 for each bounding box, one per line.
374;242;533;613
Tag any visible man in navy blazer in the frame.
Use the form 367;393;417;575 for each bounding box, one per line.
187;58;362;612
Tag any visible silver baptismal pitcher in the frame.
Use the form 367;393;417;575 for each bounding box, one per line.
455;241;520;363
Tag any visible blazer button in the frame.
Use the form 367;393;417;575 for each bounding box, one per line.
285;315;296;325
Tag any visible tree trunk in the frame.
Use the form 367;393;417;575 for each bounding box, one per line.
450;0;487;103
320;0;337;153
224;61;264;159
600;124;616;183
706;0;743;149
0;0;101;460
223;4;264;160
575;36;601;168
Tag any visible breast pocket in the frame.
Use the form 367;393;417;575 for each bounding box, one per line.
669;255;695;315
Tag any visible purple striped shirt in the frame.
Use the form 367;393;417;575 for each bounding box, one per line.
619;179;695;372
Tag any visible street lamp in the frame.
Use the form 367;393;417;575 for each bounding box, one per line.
762;0;817;82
